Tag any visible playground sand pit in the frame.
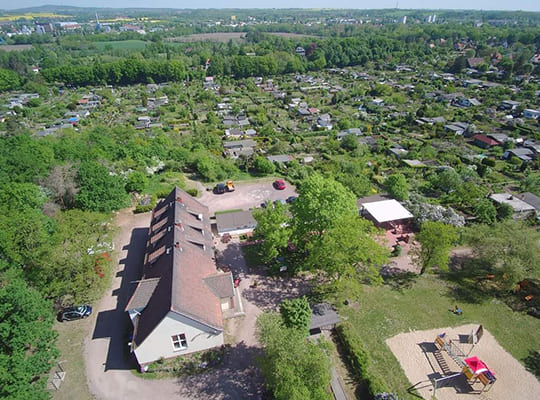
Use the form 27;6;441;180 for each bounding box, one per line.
386;324;540;400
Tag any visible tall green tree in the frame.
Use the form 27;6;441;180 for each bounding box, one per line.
254;156;276;175
256;312;332;400
75;162;128;212
431;169;462;194
305;215;387;283
291;174;357;243
415;221;458;274
520;173;540;196
385;173;409;201
252;201;291;263
474;199;497;225
29;210;113;302
0;268;58;400
280;297;312;334
0;68;21;91
464;220;540;289
125;171;148;193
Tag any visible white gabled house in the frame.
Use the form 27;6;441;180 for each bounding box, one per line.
126;187;235;371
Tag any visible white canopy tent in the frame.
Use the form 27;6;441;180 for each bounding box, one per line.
361;199;413;224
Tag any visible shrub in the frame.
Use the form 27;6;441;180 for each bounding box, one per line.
186;188;198;197
135;204;154;213
279;297;312;334
155;189;172;199
134;194;157;213
482;158;496;167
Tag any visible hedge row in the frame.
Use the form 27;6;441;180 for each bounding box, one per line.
335;322;387;396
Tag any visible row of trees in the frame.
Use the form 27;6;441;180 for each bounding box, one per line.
41;58;187;86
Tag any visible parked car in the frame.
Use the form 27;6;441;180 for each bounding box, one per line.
274;199;287;206
286;196;298;204
214;181;235;194
273;179;286;190
213;183;227;194
59;305;92;321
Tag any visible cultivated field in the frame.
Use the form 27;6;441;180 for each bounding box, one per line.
166;32;247;43
95;40;148;51
166;31;318;43
0;44;33;52
0;12;69;21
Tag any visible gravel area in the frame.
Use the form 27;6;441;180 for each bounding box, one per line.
194;179;297;215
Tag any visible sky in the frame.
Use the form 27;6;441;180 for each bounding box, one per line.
1;0;539;11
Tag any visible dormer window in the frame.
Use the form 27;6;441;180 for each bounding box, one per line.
148;246;166;264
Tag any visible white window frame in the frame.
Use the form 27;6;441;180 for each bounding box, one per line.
171;333;187;351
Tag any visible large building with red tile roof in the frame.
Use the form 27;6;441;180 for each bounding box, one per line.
126;187;235;370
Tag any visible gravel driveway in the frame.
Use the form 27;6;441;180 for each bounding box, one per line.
194;179;297;215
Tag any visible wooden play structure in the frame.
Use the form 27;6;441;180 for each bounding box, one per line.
409;325;496;398
432;326;495;394
462;356;497;393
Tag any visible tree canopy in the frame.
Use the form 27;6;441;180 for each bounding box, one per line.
0;269;58;400
464;220;540;289
75;161;129;212
305;215;388;284
280;297;312;334
415;221;459;274
252;201;291;263
291;174;357;243
385;173;409;201
256;312;332;400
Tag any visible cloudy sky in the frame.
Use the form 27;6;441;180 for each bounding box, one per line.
1;1;539;11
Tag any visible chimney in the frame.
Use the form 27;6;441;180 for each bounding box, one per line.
175;241;180;248
176;197;182;203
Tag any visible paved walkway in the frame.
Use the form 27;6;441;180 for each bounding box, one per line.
331;367;349;400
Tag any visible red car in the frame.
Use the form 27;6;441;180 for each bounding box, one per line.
273;179;286;190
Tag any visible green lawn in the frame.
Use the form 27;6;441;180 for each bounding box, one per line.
52;318;96;400
95;40;148;51
335;275;540;399
145;171;186;195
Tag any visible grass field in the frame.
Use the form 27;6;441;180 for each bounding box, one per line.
52;318;96;400
146;171;186;195
95;40;148;51
335;274;540;398
166;32;247;43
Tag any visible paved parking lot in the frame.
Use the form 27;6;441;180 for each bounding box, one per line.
195;179;297;215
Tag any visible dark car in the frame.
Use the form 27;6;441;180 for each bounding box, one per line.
213;183;227;194
60;305;92;321
273;179;286;190
286;196;298;204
